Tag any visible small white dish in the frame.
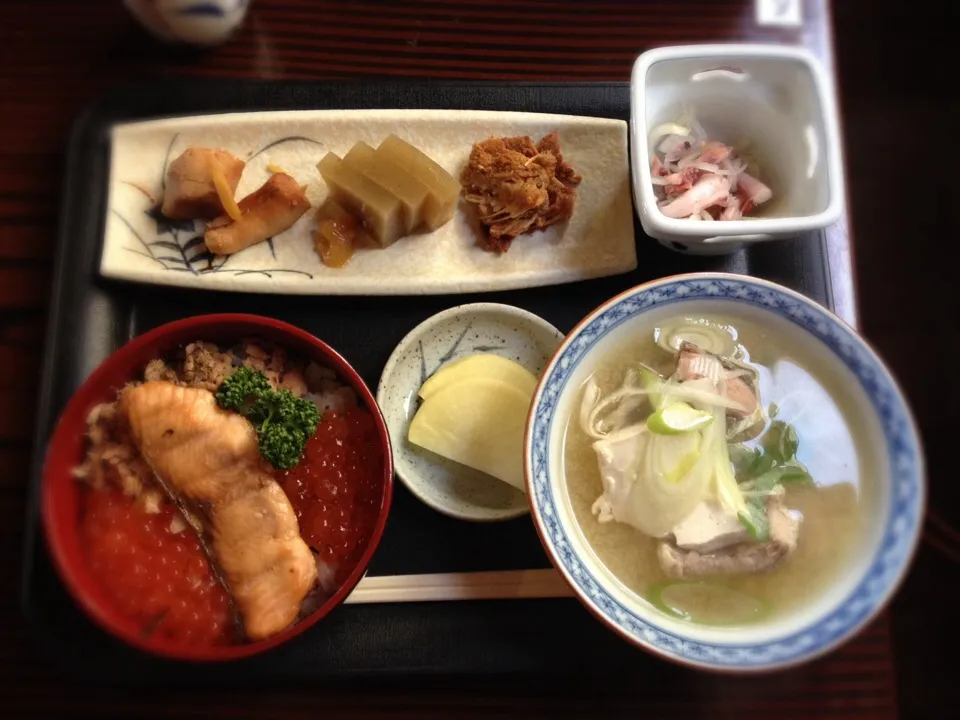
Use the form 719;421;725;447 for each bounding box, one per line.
378;303;563;522
631;44;845;254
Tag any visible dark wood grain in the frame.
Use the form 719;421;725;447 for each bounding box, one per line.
0;0;954;717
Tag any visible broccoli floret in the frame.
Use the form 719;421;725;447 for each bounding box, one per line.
215;369;322;470
252;389;319;431
215;366;273;414
258;423;307;471
286;390;321;434
252;388;322;470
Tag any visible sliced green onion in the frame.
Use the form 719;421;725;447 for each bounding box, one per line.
638;364;664;410
656;318;739;358
647;402;714;435
648;582;767;625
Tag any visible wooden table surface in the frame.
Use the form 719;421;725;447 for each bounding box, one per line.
1;1;955;717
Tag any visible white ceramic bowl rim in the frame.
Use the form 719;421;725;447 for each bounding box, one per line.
525;273;924;671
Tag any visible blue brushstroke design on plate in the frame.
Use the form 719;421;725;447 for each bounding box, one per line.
526;275;924;670
113;210;312;279
114;131;314;280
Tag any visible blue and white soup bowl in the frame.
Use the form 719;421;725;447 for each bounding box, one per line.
524;273;924;672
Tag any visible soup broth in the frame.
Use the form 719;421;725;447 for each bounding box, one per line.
562;313;876;624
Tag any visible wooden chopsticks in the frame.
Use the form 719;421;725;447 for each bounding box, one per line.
343;569;574;605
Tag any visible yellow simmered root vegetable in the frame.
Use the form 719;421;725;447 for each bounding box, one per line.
408;355;536;492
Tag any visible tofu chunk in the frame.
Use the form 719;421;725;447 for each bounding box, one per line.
204;173;310;256
161;147;245;220
670;501;749;554
657;496;801;579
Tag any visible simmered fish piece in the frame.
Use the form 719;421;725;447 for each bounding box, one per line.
205;173;310;256
161;147;246;220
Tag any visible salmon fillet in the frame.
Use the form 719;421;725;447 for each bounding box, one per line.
120;381;318;640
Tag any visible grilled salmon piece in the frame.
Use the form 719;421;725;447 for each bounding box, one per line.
120;381;318;640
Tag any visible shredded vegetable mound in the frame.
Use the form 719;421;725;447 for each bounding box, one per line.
460;131;582;253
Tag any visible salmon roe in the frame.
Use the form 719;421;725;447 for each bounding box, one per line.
277;406;383;582
81;489;232;646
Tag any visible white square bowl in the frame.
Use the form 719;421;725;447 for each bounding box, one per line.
631;45;845;254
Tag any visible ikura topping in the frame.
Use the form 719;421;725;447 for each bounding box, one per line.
277;406;384;583
81;489;232;646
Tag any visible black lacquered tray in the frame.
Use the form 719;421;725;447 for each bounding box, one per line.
21;81;835;684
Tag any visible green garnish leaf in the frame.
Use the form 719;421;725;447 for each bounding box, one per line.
733;417;812;502
751;463;812;492
781;424;799;461
738;498;770;542
752;451;776;478
216;368;322;470
752;469;783;493
729;444;762;481
768;402;780;419
778;460;813;485
762;420;799;464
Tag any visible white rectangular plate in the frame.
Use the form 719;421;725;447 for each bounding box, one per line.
102;109;636;295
